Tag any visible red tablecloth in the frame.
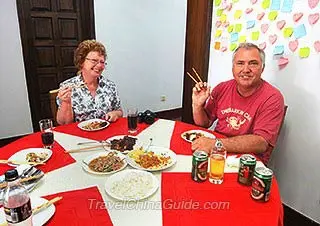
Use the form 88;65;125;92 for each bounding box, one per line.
0;132;75;174
161;172;283;226
54;117;151;141
170;121;225;155
43;186;113;226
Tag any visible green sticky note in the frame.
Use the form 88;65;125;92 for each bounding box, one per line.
215;0;222;7
230;43;238;51
234;10;242;19
252;31;260;41
227;25;234;33
215;30;222;38
216;9;223;17
283;27;294;38
235;24;242;32
268;11;278;21
299;47;310;58
262;0;270;9
239;35;246;43
220;14;227;23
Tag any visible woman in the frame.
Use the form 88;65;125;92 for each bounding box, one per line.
56;40;123;125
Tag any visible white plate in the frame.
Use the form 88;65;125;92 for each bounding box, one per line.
126;146;177;171
8;148;52;166
181;129;216;143
105;169;159;201
82;151;127;175
77;119;110;131
104;135;143;154
0;196;55;226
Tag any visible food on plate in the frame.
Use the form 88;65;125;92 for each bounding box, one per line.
82;121;108;130
110;136;137;152
26;152;48;163
128;147;171;169
183;131;205;141
88;152;124;172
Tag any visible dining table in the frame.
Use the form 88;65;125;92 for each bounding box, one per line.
0;118;283;226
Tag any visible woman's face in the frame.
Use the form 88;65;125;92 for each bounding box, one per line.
81;51;106;79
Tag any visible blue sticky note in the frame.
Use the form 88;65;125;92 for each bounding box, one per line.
294;24;307;39
247;20;256;29
273;45;284;55
281;0;293;13
271;0;281;10
230;33;239;42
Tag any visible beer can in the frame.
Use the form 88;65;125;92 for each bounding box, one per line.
238;154;256;186
251;166;273;202
191;150;208;182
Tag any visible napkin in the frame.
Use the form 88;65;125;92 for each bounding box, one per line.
170;121;224;155
161;172;283;226
44;186;113;226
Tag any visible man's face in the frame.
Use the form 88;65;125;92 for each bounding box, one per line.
232;48;264;90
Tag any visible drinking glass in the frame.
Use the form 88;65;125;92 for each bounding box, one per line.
39;119;54;149
127;108;138;134
209;148;226;184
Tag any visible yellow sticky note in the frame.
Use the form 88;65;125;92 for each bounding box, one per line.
215;30;222;38
220;14;227;23
230;43;238;51
268;11;278;21
234;10;242;19
283;27;294;38
215;0;222;7
227;25;234;33
235;24;242;32
262;0;270;9
239;35;247;43
214;42;221;50
216;9;223;17
233;0;239;2
252;31;260;41
299;47;310;58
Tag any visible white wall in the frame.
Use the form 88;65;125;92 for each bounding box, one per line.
208;1;320;223
0;0;33;139
94;0;187;114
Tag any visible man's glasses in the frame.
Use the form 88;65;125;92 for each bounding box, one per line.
85;58;107;66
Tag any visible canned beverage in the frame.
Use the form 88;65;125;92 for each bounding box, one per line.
238;154;256;186
191;150;208;182
251;166;273;202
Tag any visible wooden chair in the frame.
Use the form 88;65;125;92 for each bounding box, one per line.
49;90;58;125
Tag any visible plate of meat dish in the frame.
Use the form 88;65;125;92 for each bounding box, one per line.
181;130;216;142
105;135;142;154
82;151;127;175
78;119;110;131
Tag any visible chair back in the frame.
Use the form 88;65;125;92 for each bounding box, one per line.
49;90;58;125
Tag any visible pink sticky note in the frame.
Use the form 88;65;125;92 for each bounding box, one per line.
309;13;320;25
278;57;289;69
308;0;319;9
246;8;253;14
216;21;222;28
277;20;286;30
289;40;299;52
251;0;258;4
226;4;233;11
259;42;267;50
314;41;320;52
293;13;303;22
269;34;277;44
221;47;227;52
223;21;230;27
257;12;265;20
261;24;269;33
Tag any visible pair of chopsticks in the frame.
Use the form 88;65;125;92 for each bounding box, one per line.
0;160;45;166
66;143;111;153
186;67;203;84
49;83;86;94
0;174;44;189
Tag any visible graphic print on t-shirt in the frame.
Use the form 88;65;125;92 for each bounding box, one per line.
221;107;252;131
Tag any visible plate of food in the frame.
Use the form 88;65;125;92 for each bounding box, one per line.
126;146;177;171
82;151;127;175
105;169;159;201
8;148;52;166
105;135;142;154
0;196;55;225
181;129;216;142
77;119;110;131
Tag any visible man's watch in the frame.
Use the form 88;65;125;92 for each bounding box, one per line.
214;138;223;151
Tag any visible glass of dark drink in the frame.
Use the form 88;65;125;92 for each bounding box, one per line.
127;108;138;134
39;119;54;149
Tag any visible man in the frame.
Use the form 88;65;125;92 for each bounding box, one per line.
192;43;284;164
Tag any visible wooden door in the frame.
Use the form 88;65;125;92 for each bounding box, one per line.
16;0;95;130
182;0;213;123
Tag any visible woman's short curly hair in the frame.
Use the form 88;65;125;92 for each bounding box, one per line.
74;39;106;71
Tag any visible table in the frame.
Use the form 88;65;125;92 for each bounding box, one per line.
0;119;283;226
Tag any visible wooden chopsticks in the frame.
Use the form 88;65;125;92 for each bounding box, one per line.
186;67;203;84
0;160;45;166
33;196;63;214
65;143;111;153
50;83;86;94
0;174;44;189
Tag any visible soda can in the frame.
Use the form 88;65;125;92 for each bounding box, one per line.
191;150;208;182
238;154;256;186
251;166;273;202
